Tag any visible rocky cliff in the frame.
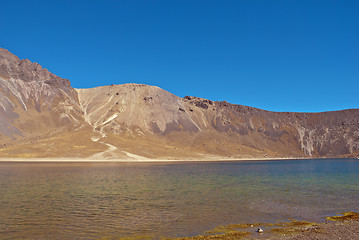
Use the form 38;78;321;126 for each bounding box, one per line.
0;48;358;159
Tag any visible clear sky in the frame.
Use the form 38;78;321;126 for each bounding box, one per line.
1;0;358;112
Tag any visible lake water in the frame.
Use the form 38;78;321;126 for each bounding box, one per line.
0;159;359;239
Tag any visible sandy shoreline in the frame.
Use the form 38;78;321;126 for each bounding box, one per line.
0;156;328;163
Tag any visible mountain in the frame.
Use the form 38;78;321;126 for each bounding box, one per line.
0;48;106;158
0;48;358;160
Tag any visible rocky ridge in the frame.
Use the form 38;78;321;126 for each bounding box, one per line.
0;48;358;159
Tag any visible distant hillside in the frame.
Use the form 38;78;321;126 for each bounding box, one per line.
0;48;358;159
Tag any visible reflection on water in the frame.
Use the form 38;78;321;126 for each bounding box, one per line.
0;159;359;239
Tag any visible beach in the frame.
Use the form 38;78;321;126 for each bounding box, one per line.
0;156;317;163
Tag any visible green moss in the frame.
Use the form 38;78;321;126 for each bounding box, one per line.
268;220;316;237
270;227;303;234
119;237;153;240
272;220;316;227
204;223;262;234
172;231;250;240
326;212;359;221
100;235;154;240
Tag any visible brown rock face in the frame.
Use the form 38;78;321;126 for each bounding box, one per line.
0;48;83;150
0;48;358;159
0;48;71;89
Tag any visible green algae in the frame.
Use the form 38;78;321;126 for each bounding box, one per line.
204;223;262;234
171;231;251;240
267;220;316;237
100;234;155;240
270;227;304;234
270;220;316;227
325;212;359;221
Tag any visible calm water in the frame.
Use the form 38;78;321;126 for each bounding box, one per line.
0;159;359;239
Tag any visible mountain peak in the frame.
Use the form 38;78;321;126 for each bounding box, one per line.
0;47;71;88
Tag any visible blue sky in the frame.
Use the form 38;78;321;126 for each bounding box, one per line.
1;0;358;112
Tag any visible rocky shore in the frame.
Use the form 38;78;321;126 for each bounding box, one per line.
274;220;359;240
174;212;359;240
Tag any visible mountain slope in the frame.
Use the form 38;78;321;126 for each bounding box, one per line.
0;48;358;159
0;48;107;157
75;84;359;159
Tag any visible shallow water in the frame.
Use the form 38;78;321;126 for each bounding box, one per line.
0;159;359;239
